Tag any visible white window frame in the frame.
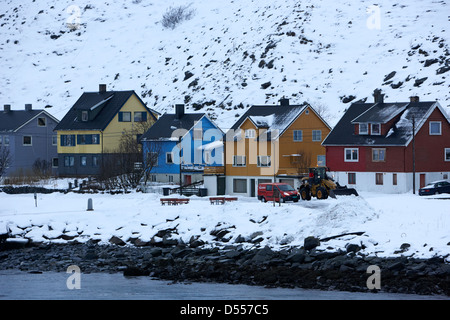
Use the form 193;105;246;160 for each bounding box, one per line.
245;129;255;139
312;130;322;141
37;117;46;127
23;135;32;146
344;148;359;162
359;123;368;135
293;130;303;142
166;152;174;164
445;148;450;162
257;155;271;167
81;111;88;122
233;155;246;167
317;155;326;166
372;148;386;162
371;123;381;135
429;121;442;135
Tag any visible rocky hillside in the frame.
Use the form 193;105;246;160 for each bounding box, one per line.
1;0;449;128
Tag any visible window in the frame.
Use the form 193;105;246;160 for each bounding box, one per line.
52;158;59;168
359;123;368;135
23;136;32;146
257;155;271;167
77;134;100;145
81;111;88;122
0;136;2;145
64;156;74;167
193;128;203;140
118;112;131;122
393;173;397;186
344;148;358;162
371;123;381;135
169;175;174;183
266;185;273;191
430;121;442;135
312;130;322;141
233;179;247;193
445;148;450;162
93;156;99;167
80;156;87;167
233;155;246;167
61;135;76;147
293;130;303;142
348;173;356;185
245;129;255;139
372;148;386;162
166;152;174;164
134;112;147;122
317;155;326;166
376;173;383;185
52;135;57;146
37;117;46;127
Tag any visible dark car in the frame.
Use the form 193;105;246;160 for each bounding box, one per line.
419;180;450;196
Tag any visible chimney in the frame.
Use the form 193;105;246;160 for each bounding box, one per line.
410;96;420;103
280;98;290;106
3;104;11;113
99;84;107;93
373;89;384;104
25;104;32;111
175;104;185;119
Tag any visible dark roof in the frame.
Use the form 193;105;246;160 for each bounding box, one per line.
140;113;204;141
351;102;409;124
322;101;438;146
54;90;157;131
0;109;58;132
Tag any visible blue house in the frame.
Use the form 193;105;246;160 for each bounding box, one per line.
0;104;59;179
140;104;223;186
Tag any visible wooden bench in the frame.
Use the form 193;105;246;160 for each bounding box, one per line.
160;198;190;206
209;197;238;205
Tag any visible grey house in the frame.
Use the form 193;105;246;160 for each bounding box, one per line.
0;104;60;178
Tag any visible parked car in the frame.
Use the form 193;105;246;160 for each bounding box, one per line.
257;183;299;203
419;180;450;196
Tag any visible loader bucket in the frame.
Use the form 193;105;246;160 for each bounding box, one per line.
330;187;359;197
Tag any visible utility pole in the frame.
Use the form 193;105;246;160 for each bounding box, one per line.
412;115;416;194
179;135;183;196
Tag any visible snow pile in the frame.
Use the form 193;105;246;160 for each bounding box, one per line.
1;191;449;259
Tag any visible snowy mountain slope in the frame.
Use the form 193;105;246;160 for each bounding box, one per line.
1;0;449;129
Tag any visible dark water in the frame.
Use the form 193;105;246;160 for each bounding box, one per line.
0;270;447;300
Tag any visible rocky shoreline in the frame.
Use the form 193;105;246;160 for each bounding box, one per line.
1;240;449;297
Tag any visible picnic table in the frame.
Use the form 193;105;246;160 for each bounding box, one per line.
160;198;190;205
209;197;238;205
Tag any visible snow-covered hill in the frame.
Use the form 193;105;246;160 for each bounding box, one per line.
1;0;449;129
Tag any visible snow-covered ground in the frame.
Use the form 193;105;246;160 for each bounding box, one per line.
1;183;449;261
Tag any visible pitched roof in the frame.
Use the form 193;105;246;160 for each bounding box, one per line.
322;100;441;146
54;90;157;131
0;109;59;132
140;113;204;141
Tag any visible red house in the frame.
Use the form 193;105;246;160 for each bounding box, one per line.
322;90;450;193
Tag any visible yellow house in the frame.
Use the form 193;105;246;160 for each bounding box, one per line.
223;99;331;196
54;84;159;176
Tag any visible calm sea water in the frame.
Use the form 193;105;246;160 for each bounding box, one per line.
0;270;447;300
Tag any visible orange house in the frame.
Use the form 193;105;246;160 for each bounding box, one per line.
223;99;331;197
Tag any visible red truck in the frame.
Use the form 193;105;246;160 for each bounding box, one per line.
257;183;299;203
